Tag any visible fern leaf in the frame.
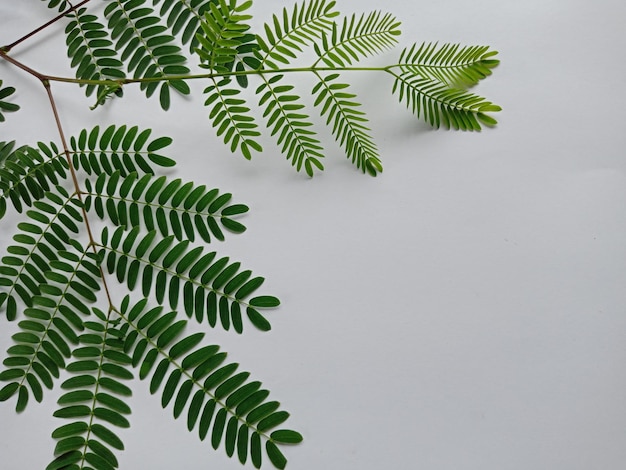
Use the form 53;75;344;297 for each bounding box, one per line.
397;42;500;88
0;80;20;122
68;125;175;177
154;0;217;53
0;141;68;216
100;226;276;332
0;185;86;320
103;0;191;110
48;312;132;470
312;73;382;175
84;169;246;242
313;11;401;67
119;297;299;468
257;75;324;176
255;0;339;69
391;72;502;130
64;8;126;106
0;242;100;410
204;78;262;159
195;0;257;74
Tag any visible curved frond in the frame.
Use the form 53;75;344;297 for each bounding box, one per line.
103;0;191;110
155;0;218;53
391;72;501;130
204;78;262;159
313;11;401;67
396;42;500;87
84;169;246;242
0;79;20;122
64;8;126;107
255;0;338;69
119;297;300;468
48;311;132;470
99;226;277;332
0;141;68;216
0;185;85;320
69;125;176;177
257;75;324;176
0;242;100;410
195;0;257;75
312;73;381;175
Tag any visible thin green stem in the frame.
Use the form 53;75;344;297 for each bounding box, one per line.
40;65;395;87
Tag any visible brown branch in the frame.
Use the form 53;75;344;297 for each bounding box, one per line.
2;0;92;53
0;48;46;81
43;81;115;311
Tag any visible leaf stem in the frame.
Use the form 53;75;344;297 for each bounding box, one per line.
0;49;46;81
2;0;92;53
36;65;395;87
43;81;116;312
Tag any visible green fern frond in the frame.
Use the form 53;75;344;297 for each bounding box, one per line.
313;11;401;67
195;0;257;73
48;311;132;470
397;42;500;87
312;73;381;175
257;75;324;176
0;80;20;122
0;242;100;410
98;225;276;331
103;0;191;110
255;0;338;69
84;168;246;241
204;78;263;159
64;8;126;105
391;73;501;130
0;185;85;320
0;141;68;216
155;0;218;53
68;125;176;177
118;297;299;468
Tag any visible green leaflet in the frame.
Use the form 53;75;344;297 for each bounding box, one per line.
312;73;381;175
397;42;500;88
391;73;501;130
312;11;401;67
0;80;20;122
103;0;191;109
255;0;338;69
63;8;126;106
118;296;298;466
204;78;263;160
257;74;325;176
0;141;67;217
87;169;246;243
195;0;256;73
99;213;277;332
48;316;132;470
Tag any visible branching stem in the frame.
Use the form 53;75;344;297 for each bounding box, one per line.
2;0;92;53
43;79;116;316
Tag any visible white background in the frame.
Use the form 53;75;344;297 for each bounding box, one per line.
1;1;625;469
